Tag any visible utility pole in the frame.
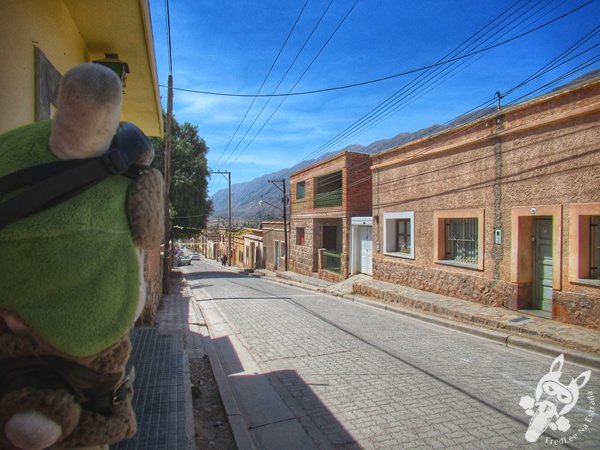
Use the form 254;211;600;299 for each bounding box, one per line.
268;178;289;271
162;73;173;294
162;0;174;294
211;170;232;266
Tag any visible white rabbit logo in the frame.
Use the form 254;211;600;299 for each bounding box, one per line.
519;354;591;443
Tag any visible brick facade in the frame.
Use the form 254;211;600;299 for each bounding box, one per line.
372;78;600;329
290;152;372;279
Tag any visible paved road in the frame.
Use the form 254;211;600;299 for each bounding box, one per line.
183;260;599;449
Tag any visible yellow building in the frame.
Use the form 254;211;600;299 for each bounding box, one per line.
0;0;162;137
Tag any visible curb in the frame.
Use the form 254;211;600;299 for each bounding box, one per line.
184;271;257;450
260;274;600;370
342;293;600;370
200;315;258;450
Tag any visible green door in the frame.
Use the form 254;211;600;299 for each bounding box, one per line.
533;218;553;313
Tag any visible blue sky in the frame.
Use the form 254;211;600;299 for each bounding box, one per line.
148;0;600;197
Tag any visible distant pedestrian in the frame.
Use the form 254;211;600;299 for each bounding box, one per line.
221;255;227;266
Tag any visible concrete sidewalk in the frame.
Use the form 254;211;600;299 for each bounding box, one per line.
255;269;600;369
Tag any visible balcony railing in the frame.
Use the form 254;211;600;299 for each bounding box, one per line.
322;250;341;274
314;188;342;208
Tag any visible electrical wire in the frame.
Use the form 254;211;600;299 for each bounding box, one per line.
213;0;310;167
307;27;600;198
303;0;562;163
221;0;360;169
218;0;338;169
344;51;600;195
164;0;593;99
210;1;597;213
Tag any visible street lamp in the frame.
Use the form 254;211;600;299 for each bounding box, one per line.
92;53;130;89
258;199;280;210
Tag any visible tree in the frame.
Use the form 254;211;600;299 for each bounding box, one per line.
151;113;213;236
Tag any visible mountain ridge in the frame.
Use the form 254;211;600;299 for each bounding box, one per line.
210;70;600;221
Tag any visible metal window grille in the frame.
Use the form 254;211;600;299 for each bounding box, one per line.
445;218;478;264
396;219;411;253
591;216;600;279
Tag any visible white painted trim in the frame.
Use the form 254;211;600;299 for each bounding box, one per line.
383;211;415;259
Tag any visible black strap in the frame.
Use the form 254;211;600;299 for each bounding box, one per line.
0;158;141;232
0;356;128;416
0;121;152;232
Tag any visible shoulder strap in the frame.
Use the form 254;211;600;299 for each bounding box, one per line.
0;158;113;231
0;121;152;232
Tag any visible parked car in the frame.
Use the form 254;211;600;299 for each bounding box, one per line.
191;252;200;260
177;254;192;266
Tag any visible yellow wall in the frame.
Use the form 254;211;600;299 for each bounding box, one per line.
0;1;87;134
0;0;163;137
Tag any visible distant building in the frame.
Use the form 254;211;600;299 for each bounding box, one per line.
262;221;286;271
371;76;600;329
289;151;372;281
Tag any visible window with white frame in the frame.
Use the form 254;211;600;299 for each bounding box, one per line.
384;212;414;259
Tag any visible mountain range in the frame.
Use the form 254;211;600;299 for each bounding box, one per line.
210;70;599;222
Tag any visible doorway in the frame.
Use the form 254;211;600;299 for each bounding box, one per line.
533;218;553;314
323;226;337;250
358;226;373;275
274;240;279;270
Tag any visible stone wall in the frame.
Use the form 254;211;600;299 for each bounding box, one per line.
371;80;600;329
290;218;315;275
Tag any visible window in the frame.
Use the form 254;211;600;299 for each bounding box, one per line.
383;212;414;259
296;227;305;245
396;219;411;253
434;209;484;270
280;241;286;258
296;181;305;200
323;226;337;250
445;218;478;264
315;172;342;208
568;205;600;285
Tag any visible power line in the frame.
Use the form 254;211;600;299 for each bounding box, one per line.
222;0;360;170
310;30;600;197
302;0;565;163
160;0;593;99
219;0;338;169
213;0;310;167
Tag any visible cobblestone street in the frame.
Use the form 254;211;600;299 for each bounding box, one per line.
184;261;600;449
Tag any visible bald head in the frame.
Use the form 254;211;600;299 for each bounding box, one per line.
50;63;123;159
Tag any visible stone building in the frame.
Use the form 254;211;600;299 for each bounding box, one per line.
289;151;372;281
371;76;600;329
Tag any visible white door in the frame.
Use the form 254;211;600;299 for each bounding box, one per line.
359;227;373;275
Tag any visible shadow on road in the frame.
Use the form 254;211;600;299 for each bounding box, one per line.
213;335;360;449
